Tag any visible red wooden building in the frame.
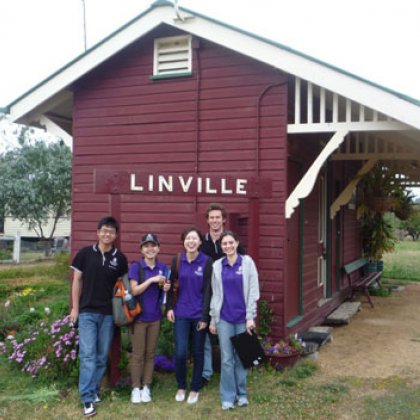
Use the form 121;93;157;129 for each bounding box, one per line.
5;1;420;338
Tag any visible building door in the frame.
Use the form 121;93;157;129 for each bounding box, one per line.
317;174;328;297
286;160;302;323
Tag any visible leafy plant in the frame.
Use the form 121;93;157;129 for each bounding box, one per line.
263;334;303;355
2;315;78;384
257;299;274;338
156;318;174;357
362;213;397;261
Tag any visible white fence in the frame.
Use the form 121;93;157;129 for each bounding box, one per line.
0;234;69;263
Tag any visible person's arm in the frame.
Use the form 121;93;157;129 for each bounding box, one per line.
209;260;220;334
245;256;260;333
200;257;213;326
166;255;178;311
131;275;165;295
70;269;82;323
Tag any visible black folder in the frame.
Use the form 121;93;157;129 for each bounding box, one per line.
230;331;267;369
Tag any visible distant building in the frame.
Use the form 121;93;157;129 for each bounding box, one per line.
3;216;70;239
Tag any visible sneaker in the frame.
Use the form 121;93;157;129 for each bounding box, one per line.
222;402;234;410
187;392;199;404
237;397;249;407
175;390;186;402
131;387;142;404
141;385;152;403
94;394;101;404
83;402;96;417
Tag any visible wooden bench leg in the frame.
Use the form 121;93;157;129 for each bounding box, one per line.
364;286;374;308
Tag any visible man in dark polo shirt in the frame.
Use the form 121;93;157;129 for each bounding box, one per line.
70;216;128;417
200;203;245;388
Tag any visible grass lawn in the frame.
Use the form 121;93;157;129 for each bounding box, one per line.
383;240;420;281
1;245;420;419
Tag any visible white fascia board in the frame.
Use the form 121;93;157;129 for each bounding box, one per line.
8;6;178;122
170;16;420;130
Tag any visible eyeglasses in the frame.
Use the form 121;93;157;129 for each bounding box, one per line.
98;228;117;235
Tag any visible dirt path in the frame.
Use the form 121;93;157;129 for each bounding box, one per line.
315;282;420;380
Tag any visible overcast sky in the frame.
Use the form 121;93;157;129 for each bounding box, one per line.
0;0;419;108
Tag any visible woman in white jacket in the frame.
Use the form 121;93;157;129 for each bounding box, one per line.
209;230;259;410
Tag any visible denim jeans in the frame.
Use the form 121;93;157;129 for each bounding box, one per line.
202;333;213;380
78;312;114;404
217;319;248;404
174;317;206;392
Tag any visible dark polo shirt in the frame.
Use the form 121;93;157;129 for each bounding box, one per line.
71;243;128;315
200;232;245;261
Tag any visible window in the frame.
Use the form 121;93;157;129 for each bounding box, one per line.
153;35;192;78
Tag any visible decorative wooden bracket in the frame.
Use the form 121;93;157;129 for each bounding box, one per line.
285;130;348;218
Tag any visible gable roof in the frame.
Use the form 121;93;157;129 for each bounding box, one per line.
4;0;420;131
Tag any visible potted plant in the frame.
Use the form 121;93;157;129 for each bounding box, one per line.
362;213;396;272
393;190;414;221
263;334;303;370
359;163;398;214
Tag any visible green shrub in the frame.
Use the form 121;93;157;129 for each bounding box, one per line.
156;319;174;357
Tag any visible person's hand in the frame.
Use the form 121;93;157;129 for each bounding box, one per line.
246;319;255;335
69;308;79;324
197;321;207;331
151;275;166;285
209;324;217;334
167;309;175;323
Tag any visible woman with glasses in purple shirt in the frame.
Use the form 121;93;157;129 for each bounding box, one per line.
209;230;260;411
166;227;213;405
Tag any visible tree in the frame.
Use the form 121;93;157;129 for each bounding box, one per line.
401;208;420;241
0;139;72;242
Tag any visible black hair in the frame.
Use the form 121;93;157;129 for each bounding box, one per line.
220;230;240;243
181;226;204;243
97;216;120;233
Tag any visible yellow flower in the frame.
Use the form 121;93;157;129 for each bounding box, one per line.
21;287;34;297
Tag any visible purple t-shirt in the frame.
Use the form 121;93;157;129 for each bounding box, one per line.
175;251;209;319
128;259;168;322
220;255;246;324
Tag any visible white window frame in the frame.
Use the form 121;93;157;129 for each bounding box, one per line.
153;35;192;78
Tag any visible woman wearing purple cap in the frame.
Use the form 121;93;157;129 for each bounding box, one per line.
209;230;260;411
166;227;213;405
128;233;170;404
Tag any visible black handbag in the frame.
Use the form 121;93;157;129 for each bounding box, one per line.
230;331;267;369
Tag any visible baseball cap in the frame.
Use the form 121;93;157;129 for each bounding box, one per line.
140;233;160;247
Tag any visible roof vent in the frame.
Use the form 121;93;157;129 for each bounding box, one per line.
153;35;192;77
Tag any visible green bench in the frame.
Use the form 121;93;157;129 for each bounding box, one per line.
343;258;382;308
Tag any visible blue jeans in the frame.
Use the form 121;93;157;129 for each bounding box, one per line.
202;333;213;380
217;320;248;404
78;312;114;404
174;317;206;392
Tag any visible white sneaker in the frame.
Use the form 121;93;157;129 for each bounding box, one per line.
175;390;186;402
83;402;96;417
131;387;142;404
237;397;249;407
187;392;199;404
141;385;152;403
222;402;234;410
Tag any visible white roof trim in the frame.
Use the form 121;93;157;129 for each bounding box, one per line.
7;3;420;131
